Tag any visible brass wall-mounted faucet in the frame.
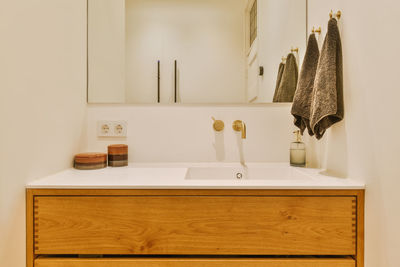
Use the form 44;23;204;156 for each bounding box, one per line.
232;120;246;139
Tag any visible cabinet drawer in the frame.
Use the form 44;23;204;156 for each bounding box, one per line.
35;258;356;267
34;196;356;255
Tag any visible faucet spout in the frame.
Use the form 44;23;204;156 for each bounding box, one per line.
232;120;246;139
241;121;246;139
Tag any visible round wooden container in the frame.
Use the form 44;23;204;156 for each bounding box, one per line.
74;153;107;170
108;144;128;167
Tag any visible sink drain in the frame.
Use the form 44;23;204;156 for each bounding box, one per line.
236;172;243;179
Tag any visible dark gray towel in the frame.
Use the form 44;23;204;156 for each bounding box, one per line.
310;18;343;139
291;33;320;136
273;62;285;102
273;53;298;102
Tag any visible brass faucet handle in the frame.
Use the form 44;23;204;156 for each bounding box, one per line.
232;120;246;139
212;117;225;132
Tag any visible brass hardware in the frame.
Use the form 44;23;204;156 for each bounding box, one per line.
232;120;246;139
330;10;342;20
291;47;299;53
312;26;321;34
281;57;287;63
336;10;342;19
293;130;302;142
212;117;224;132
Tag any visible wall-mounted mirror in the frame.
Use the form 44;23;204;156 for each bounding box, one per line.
88;0;307;104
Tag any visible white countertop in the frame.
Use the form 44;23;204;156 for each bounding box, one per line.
26;163;365;190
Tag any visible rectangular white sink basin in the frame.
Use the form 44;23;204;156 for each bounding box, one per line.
185;164;312;180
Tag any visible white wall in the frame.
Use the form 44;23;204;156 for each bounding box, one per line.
308;1;400;266
256;0;307;102
84;104;295;163
2;1;399;266
88;0;126;103
125;0;246;104
0;1;87;266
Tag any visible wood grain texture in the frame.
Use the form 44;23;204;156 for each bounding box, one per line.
74;153;107;170
34;196;356;255
356;190;365;267
26;190;34;267
74;153;107;164
108;144;128;155
35;257;356;267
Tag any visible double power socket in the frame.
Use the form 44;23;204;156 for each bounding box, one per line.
97;121;127;137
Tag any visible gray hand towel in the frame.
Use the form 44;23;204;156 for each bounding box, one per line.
273;62;285;102
310;18;343;139
273;53;298;102
291;33;320;136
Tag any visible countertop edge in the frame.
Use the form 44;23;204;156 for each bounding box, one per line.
25;185;366;190
25;163;366;190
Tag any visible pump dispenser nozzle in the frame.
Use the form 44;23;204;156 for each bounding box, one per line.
293;130;302;142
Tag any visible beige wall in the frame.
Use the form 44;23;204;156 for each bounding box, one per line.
88;0;126;103
256;0;307;102
125;0;246;104
1;0;400;266
0;0;87;266
308;0;400;266
84;104;295;163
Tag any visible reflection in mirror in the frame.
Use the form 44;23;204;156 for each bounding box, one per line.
88;0;307;104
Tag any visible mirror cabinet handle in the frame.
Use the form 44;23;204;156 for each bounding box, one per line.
174;60;177;103
157;60;160;103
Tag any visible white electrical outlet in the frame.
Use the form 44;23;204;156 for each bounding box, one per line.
97;120;127;137
112;121;127;137
97;121;113;137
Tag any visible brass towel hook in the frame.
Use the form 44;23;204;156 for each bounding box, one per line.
281;56;287;63
312;26;321;34
291;47;299;53
329;10;342;20
336;10;342;20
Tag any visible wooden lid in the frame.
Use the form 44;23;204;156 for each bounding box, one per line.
74;153;107;164
108;144;128;155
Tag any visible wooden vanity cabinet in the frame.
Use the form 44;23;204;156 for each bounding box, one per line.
27;189;364;267
35;257;356;267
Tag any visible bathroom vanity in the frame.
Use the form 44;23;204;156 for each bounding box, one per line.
26;164;364;267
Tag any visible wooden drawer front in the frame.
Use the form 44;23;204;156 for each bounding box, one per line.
34;196;356;255
35;258;356;267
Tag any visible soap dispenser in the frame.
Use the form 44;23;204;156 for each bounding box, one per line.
290;130;306;167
